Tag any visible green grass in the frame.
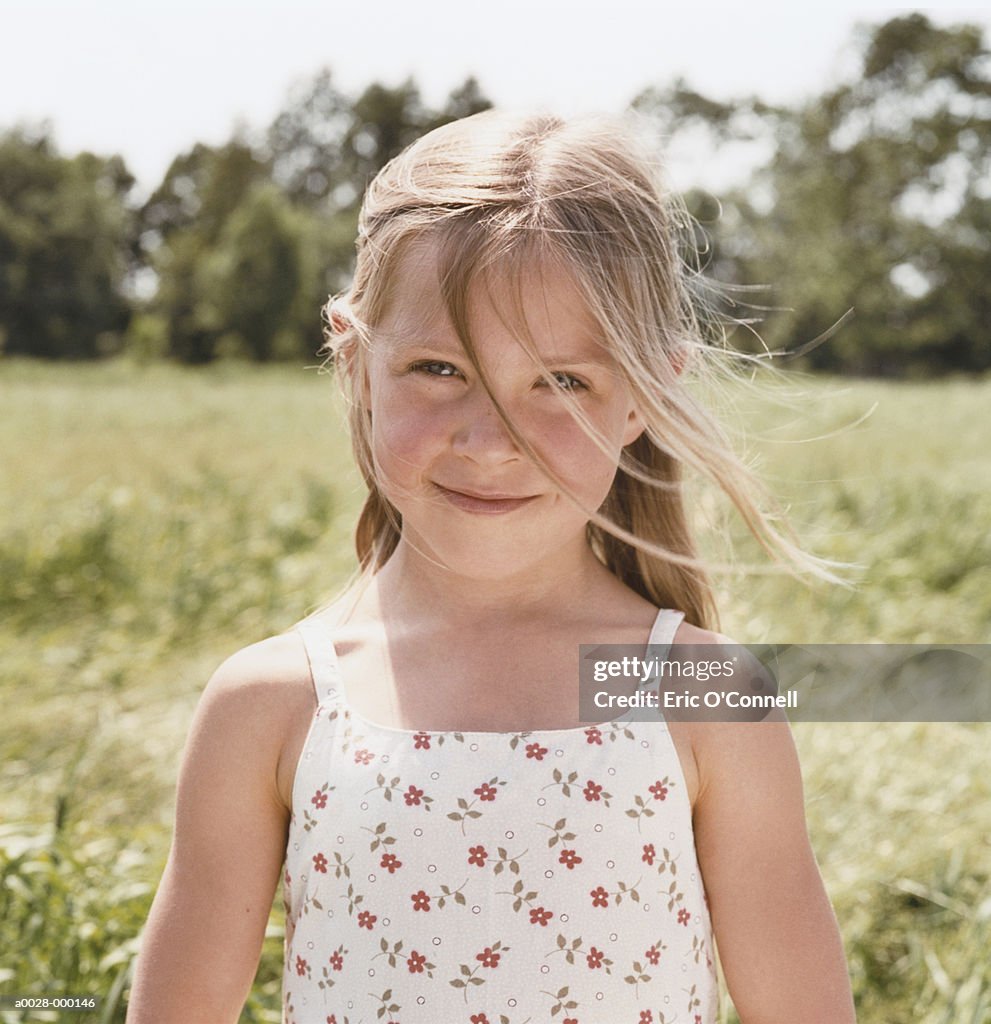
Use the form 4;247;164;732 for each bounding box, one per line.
1;360;989;1023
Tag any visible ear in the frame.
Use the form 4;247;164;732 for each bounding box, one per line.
669;344;688;378
622;405;646;447
329;301;351;336
342;345;371;411
328;298;371;407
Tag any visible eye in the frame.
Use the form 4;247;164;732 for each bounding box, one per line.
543;371;588;392
411;360;461;378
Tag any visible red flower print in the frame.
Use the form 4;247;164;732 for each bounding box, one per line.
404;784;424;806
327;1014;336;1023
408;950;427;973
645;945;661;965
411;889;431;912
470;1015;490;1024
311;789;328;809
585;726;603;744
678;908;691;926
559;848;582;870
525;742;548;760
529;906;553;926
640;1012;654;1023
357;910;377;930
642;843;656;865
476;946;501;968
474;782;497;801
590;885;609;908
295;955;308;976
329;951;344;971
649;780;669;800
468;844;488;867
413;731;431;750
583;779;603;801
563;1020;578;1024
380;852;402;873
696;1017;703;1024
312;852;328;873
354;748;374;765
586;946;604;969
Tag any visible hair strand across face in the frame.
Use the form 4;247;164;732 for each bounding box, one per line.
321;109;856;629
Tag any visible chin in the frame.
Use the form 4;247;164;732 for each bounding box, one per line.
400;526;561;582
430;546;547;582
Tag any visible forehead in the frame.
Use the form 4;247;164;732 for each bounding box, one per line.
377;237;610;359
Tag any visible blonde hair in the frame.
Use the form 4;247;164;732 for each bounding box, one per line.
320;109;846;631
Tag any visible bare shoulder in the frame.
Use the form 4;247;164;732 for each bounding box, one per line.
197;630;317;811
208;630;312;688
201;631;315;733
677;624;798;797
668;621;794;806
664;621;726;809
671;620;725;646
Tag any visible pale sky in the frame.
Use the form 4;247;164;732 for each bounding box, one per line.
2;2;988;196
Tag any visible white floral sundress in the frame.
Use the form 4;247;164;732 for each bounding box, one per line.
282;607;718;1024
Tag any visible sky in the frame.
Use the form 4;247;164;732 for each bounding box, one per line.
2;2;988;197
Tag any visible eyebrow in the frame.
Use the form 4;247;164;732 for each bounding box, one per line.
536;353;615;367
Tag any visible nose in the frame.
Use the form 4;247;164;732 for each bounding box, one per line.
451;388;522;463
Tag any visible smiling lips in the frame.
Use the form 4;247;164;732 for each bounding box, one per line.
434;483;539;515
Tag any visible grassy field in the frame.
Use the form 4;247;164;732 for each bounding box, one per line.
1;360;989;1023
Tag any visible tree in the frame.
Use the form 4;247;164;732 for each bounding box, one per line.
750;15;991;374
0;126;135;358
199;182;318;361
2;72;494;363
265;68;351;209
260;70;493;327
635;14;991;376
264;71;491;214
141;138;272;362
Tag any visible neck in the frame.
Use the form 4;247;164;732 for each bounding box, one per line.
358;531;617;633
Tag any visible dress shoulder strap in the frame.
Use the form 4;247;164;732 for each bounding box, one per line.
647;607;686;647
293;615;342;708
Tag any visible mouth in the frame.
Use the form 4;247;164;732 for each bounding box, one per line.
433;483;539;515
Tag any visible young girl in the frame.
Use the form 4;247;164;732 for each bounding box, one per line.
128;110;856;1023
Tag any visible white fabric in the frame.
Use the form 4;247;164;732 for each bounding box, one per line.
282;607;718;1024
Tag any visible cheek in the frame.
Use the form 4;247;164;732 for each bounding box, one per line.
369;387;443;478
536;412;624;492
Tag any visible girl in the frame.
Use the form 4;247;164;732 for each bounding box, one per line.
127;110;856;1023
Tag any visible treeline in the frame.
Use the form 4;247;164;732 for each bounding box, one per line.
1;14;988;375
0;72;490;365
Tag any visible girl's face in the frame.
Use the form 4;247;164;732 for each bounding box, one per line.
360;244;645;580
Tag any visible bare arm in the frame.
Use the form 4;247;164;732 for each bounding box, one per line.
693;714;856;1023
126;635;312;1023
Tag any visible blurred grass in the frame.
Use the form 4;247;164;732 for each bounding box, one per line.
1;360;989;1022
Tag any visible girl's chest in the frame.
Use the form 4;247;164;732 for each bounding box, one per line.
278;691;700;813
